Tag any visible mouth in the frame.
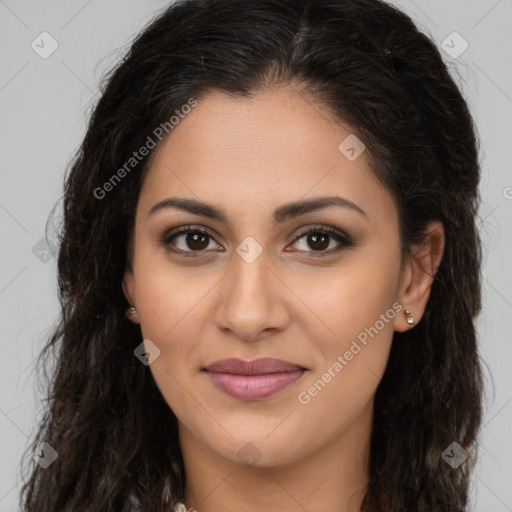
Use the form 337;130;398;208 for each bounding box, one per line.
202;358;308;401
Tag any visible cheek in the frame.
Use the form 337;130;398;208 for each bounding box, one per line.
132;266;209;416
302;251;400;347
132;259;220;399
294;250;400;405
294;281;397;444
133;254;212;342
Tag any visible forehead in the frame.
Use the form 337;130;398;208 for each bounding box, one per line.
137;85;395;226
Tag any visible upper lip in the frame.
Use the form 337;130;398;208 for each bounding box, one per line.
203;358;307;375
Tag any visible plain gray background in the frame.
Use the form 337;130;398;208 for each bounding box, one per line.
1;1;511;510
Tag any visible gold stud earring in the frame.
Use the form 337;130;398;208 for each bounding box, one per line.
125;306;137;318
404;309;414;325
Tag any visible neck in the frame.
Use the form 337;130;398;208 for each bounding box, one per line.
177;402;372;512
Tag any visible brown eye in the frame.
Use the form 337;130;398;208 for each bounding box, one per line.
304;232;330;251
181;231;210;251
289;225;353;256
161;226;221;256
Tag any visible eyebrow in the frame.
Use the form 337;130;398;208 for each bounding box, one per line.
148;196;367;223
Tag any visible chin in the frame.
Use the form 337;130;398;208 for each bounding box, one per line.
205;428;310;469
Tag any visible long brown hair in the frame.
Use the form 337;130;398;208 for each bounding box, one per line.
19;0;484;510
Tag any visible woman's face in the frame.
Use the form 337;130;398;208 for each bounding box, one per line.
123;84;422;468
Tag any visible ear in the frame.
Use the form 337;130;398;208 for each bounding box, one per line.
394;220;445;332
122;270;140;324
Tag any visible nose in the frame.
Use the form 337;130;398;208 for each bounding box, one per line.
213;250;290;342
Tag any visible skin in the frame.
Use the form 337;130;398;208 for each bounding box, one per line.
122;83;444;512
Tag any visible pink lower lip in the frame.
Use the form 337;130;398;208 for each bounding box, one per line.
205;370;306;401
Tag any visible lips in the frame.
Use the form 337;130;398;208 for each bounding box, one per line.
204;357;306;375
203;358;308;401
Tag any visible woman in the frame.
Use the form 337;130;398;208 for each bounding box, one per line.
19;0;484;510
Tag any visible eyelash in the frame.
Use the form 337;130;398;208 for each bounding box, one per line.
160;224;354;258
